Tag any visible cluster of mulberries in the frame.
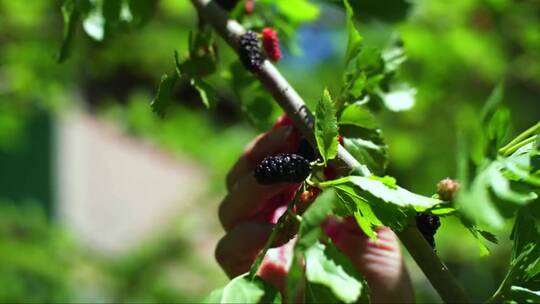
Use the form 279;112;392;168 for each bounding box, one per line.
238;31;265;72
261;28;282;62
254;153;311;185
416;213;441;249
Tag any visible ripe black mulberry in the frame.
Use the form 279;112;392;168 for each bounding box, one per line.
297;138;317;161
416;213;441;249
254;153;311;185
238;31;265;72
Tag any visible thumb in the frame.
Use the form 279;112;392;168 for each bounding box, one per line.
324;218;415;303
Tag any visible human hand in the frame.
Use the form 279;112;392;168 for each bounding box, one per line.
215;120;415;303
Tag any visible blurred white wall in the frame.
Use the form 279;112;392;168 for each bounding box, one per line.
54;111;207;254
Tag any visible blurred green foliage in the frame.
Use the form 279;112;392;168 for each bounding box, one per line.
0;0;538;302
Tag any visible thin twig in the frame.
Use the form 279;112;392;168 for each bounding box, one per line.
397;228;470;303
248;189;300;279
189;0;469;302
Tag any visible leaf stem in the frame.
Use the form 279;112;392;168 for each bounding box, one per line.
486;269;511;303
499;135;537;157
248;189;301;279
499;121;540;155
189;0;468;301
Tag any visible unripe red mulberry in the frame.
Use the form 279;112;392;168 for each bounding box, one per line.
300;187;321;205
437;178;460;201
254;153;311;185
261;28;282;62
244;0;254;14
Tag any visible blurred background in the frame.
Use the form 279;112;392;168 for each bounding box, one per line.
0;0;538;302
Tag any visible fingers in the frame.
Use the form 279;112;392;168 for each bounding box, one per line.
215;221;293;278
219;174;298;231
324;218;415;303
226;126;298;191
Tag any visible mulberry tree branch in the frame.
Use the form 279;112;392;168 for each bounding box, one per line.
189;0;469;302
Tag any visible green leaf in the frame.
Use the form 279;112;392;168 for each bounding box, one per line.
510;209;540;265
487;107;510;150
337;0;411;23
82;7;105;40
150;73;178;117
493;212;540;302
339;104;378;130
323;176;442;211
286;249;305;304
336;190;381;239
321;176;441;231
102;0;121;25
340;122;388;175
315;89;339;165
230;62;277;130
57;0;91;63
305;241;366;303
186;29;217;77
343;0;363;65
297;189;337;249
456;168;505;230
204;288;224;303
305;282;341;303
382;38;407;73
508;285;540;303
128;0;158;26
274;0;320;24
343;137;387;175
481;81;505;124
209;274;277;304
456;160;537;230
191;78;217;108
174;51;218;109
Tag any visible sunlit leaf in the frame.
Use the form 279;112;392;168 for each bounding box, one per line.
321;175;442;211
274;0;320;24
82;8;105;40
335;190;381;239
315;89;339;165
305;241;365;303
339;104;378;130
380;86;416;112
209;274;278;304
343;0;362;65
